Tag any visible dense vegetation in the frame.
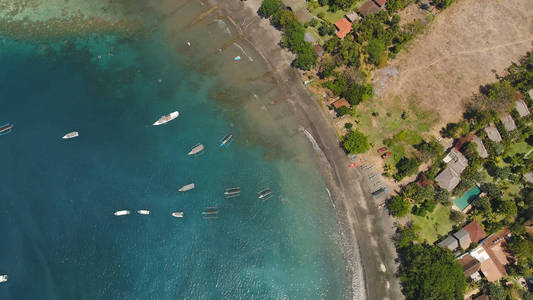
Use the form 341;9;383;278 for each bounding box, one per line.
398;241;466;300
388;52;533;299
258;3;317;70
343;129;370;154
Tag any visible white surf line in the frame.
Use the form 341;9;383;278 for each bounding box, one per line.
234;43;254;62
299;126;332;171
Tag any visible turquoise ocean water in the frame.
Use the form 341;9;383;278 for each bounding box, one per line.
0;2;349;299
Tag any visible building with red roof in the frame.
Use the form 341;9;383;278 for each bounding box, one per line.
334;17;353;39
463;221;487;244
332;98;351;110
374;0;386;7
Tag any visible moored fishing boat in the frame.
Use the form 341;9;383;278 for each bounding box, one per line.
137;210;150;215
62;131;79;139
224;187;241;198
0;123;13;136
178;183;195;192
0;274;7;283
219;134;233;147
114;210;131;216
153;111;179;126
187;143;204;155
202;207;219;215
258;188;272;199
171;212;184;218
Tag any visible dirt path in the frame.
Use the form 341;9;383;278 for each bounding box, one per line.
382;0;533;136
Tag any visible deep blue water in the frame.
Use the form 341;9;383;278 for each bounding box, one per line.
0;22;348;299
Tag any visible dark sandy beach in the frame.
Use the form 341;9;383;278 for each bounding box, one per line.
206;1;404;299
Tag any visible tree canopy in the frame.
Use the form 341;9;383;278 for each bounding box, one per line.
389;196;410;217
343;129;370;154
399;243;466;300
258;0;282;18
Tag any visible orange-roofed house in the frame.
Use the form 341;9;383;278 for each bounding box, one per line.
463;221;487;244
374;0;387;7
332;98;351;110
334;18;353;39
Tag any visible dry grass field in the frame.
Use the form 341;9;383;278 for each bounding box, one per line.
375;0;533;137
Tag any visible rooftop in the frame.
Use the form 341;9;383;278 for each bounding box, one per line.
438;235;459;251
436;167;461;192
484;125;502;142
374;0;386;7
501;114;517;131
334;17;353;39
358;1;382;17
516;100;530;117
458;254;481;277
332;98;351;109
472;135;489;158
463;221;487;244
345;10;360;23
444;149;468;175
454;228;472;249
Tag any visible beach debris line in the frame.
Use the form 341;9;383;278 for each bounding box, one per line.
0;123;13;136
178;183;195;192
224;187;241;198
188;143;204;155
153;111;179;126
62;131;79;139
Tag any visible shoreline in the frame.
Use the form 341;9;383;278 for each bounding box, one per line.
207;1;404;299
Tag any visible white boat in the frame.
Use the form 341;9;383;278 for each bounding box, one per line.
178;183;195;192
153;111;179;126
62;131;79;139
188;143;204;155
0;274;7;283
114;210;131;216
137;210;150;215
171;212;184;218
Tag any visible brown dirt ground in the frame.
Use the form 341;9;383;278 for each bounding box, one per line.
380;0;533;137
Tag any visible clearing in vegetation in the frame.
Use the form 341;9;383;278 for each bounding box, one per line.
376;0;533;136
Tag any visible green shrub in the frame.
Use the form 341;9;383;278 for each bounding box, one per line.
343;129;370;154
258;0;282;18
389;196;410;217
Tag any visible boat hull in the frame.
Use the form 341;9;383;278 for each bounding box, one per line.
187;144;204;155
179;183;195;192
0;123;13;136
62;131;79;139
153;111;179;126
114;210;131;216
